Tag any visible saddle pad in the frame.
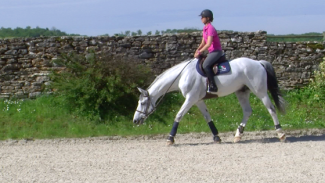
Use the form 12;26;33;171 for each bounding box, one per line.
196;60;231;77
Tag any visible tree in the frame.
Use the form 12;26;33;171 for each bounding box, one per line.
146;31;152;36
137;29;142;36
118;31;125;36
125;30;130;36
155;30;160;35
0;26;79;38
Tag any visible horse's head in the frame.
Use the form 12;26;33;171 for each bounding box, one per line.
133;87;156;125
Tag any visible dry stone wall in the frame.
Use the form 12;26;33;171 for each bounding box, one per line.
0;31;324;99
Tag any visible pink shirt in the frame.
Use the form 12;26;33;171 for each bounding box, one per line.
203;23;222;53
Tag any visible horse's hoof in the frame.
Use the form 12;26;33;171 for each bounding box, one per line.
233;136;241;143
279;134;286;142
167;136;175;146
166;140;174;146
213;135;221;143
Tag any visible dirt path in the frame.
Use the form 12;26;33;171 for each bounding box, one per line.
1;129;325;183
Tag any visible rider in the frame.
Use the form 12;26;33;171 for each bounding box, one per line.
194;9;223;93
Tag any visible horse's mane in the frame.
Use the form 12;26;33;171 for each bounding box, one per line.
147;58;194;90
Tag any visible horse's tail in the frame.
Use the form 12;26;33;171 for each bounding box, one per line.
259;60;286;114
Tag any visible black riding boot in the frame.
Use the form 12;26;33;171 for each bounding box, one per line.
206;68;218;93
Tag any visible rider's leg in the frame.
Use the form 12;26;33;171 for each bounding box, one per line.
203;50;223;93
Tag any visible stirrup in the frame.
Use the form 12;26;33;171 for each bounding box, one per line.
207;83;218;93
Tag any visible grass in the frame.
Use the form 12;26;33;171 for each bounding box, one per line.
0;88;324;140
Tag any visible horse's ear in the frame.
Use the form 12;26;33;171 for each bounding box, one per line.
137;87;149;96
137;87;144;93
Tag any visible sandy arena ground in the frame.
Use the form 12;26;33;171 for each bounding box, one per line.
1;129;325;183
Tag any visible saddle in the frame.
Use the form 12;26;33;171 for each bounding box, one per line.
196;54;231;77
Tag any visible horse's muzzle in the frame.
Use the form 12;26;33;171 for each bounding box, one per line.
133;118;144;125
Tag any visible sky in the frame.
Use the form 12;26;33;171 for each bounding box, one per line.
1;0;324;36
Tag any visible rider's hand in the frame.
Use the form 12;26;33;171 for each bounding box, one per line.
194;50;200;58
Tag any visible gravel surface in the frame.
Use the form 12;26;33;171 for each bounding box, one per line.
1;129;325;183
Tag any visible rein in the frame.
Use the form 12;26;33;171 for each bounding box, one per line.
138;59;194;117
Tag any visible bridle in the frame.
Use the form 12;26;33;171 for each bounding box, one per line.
135;92;156;118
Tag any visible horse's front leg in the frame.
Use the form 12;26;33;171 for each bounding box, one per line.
167;98;197;145
196;100;221;143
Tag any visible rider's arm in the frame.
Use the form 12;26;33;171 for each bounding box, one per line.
198;36;212;53
194;36;206;58
197;37;206;51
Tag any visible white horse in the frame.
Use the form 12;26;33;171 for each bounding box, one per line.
133;57;286;145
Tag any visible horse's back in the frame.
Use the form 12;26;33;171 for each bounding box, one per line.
228;57;266;77
229;57;263;69
215;57;266;97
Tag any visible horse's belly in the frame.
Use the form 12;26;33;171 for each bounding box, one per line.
215;72;246;97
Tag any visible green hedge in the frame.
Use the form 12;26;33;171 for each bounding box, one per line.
49;52;154;121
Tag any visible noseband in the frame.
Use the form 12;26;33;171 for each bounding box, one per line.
136;93;156;118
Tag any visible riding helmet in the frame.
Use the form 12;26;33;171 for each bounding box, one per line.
199;9;213;21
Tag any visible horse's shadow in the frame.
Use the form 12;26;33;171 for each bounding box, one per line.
238;134;325;144
172;134;325;147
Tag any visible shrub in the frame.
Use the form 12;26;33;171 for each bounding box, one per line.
307;57;325;102
312;58;325;87
49;51;154;121
285;57;325;105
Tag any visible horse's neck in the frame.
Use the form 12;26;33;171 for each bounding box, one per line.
148;74;180;103
148;60;193;103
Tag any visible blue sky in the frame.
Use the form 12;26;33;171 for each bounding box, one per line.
1;0;324;36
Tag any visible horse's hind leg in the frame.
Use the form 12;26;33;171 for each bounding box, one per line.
234;89;252;143
196;100;221;143
257;93;286;142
